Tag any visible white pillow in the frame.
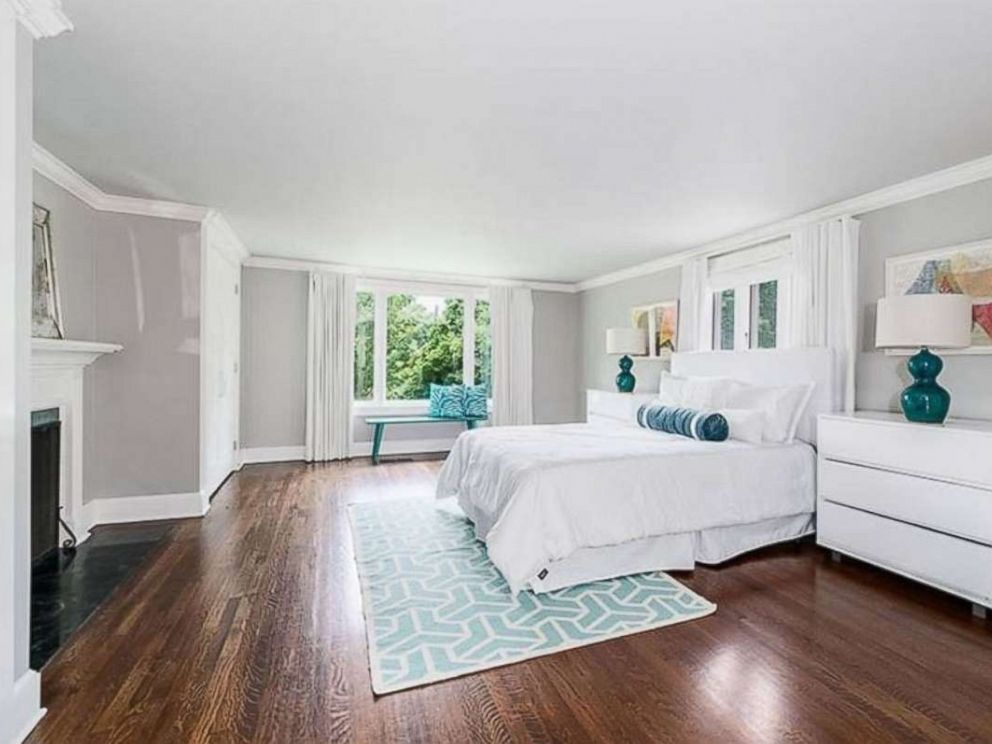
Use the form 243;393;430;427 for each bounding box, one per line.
724;380;815;443
658;371;732;410
718;408;765;444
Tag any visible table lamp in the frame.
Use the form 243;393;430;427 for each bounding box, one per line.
605;328;647;393
875;293;972;423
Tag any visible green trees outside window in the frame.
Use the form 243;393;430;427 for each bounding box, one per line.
387;294;464;400
474;300;491;395
354;291;375;400
753;280;778;349
354;290;491;402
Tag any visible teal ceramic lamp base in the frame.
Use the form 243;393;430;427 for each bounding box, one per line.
901;347;951;424
615;355;636;393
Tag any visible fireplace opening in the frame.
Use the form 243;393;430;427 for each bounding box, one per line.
31;408;63;562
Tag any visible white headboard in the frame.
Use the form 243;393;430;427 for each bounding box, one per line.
670;348;838;445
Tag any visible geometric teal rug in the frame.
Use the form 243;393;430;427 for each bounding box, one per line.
348;498;716;694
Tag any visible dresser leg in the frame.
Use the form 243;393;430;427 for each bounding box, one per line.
973;604;988;620
830;551;842;564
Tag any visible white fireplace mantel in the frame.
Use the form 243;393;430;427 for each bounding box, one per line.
31;337;123;369
31;337;122;543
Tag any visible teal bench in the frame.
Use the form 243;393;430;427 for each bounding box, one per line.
364;415;487;464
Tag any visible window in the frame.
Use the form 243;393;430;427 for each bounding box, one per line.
474;299;491;395
386;294;464;400
354;282;490;406
707;238;791;350
354;290;375;400
711;279;787;350
714;289;735;350
750;280;778;349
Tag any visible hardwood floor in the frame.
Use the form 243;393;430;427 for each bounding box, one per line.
27;460;992;744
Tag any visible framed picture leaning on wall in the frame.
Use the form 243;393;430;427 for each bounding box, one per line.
885;238;992;354
32;204;65;339
631;300;678;357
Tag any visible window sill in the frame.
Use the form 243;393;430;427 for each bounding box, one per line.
353;400;430;417
352;399;493;418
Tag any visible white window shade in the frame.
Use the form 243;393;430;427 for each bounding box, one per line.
707;237;793;289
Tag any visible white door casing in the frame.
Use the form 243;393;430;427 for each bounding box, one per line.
199;213;246;502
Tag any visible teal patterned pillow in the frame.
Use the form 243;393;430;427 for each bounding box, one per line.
429;384;464;418
635;403;728;441
463;385;488;418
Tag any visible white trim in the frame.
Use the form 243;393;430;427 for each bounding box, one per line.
576;152;992;292
354;400;431;417
357;276;488;298
31;337;122;367
240;446;306;464
7;670;44;744
245;254;577;293
82;491;208;530
198;211;245;503
8;0;70;38
349;437;458;459
32;143;210;222
201;210;249;264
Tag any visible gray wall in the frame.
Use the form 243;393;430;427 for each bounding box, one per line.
239;272;583;451
240;267;308;447
856;178;992;420
533;290;582;424
579;266;682;400
34;173;202;499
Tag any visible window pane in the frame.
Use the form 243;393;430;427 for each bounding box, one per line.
354;291;375;400
751;280;778;349
714;289;735;350
474;299;491;394
386;294;464;400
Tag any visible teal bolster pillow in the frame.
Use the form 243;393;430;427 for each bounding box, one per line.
429;384;465;418
636;404;728;442
463;385;488;417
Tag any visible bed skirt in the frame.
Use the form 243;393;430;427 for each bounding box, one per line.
525;513;815;593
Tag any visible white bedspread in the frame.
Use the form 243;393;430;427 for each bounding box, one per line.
436;423;815;593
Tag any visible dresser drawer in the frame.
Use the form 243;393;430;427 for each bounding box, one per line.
819;459;992;546
818;416;992;489
818;501;992;605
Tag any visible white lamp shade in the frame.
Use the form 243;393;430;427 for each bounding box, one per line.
875;293;972;349
606;327;647;355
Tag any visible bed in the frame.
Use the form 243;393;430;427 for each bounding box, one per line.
436;348;837;594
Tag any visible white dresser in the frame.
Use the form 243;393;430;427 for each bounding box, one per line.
817;412;992;616
585;389;656;427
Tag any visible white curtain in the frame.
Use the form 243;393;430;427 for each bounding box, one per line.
490;285;533;426
788;217;861;412
305;271;356;461
677;256;711;352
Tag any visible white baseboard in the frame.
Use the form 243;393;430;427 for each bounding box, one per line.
6;670;44;744
82;491;208;530
240;439;454;464
349;437;456;458
241;445;306;464
201;466;237;502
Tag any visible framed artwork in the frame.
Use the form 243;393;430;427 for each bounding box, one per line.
885;238;992;354
631;300;678;357
32;204;65;339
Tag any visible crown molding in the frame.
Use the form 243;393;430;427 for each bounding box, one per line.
33;142;211;222
8;0;72;38
243;255;579;293
576;151;992;292
202;211;249;265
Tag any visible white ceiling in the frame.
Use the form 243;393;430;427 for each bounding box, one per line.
34;0;992;283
